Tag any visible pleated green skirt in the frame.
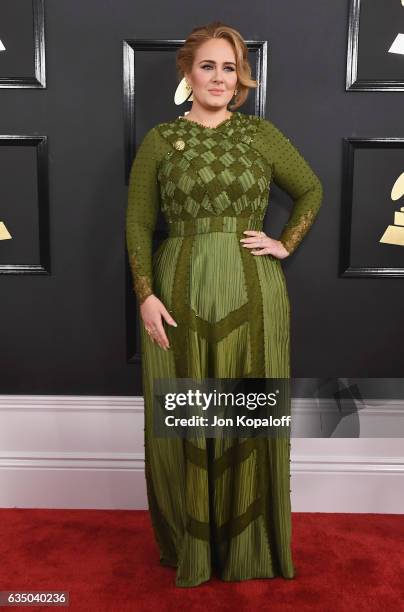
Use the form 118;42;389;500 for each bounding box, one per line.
139;218;295;587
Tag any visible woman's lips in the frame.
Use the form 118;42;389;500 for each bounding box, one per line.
209;90;224;95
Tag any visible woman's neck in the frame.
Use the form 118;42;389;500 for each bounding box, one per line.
183;107;232;128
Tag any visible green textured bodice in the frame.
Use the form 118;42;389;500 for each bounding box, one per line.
126;111;323;303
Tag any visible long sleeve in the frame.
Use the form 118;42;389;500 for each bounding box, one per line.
126;127;160;304
260;119;323;255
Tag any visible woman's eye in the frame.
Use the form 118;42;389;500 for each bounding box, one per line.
201;65;235;71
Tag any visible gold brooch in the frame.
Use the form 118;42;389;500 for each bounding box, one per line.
174;139;185;151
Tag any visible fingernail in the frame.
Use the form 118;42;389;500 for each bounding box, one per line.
172;322;178;327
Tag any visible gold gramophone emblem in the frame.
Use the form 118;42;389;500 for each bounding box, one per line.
0;221;12;240
379;172;404;246
174;139;185;151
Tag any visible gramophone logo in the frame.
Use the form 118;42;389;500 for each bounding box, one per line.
388;0;404;55
0;222;12;240
382;1;404;247
379;172;404;246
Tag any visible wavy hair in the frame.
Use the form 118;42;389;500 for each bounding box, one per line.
176;21;258;110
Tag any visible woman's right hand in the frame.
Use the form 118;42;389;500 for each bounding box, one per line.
140;294;178;351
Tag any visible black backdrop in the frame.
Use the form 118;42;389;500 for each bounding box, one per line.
0;0;403;397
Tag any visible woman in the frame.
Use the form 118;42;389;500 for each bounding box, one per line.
126;21;323;587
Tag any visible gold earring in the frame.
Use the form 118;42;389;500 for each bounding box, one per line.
174;76;194;105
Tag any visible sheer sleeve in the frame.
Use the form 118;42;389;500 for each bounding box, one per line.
259;119;323;255
126;127;160;304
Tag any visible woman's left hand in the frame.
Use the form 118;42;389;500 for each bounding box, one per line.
240;230;290;259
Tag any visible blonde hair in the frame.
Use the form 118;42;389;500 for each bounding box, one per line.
176;21;258;110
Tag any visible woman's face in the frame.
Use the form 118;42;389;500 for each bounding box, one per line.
185;38;238;110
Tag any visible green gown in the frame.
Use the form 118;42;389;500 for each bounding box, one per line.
126;111;323;587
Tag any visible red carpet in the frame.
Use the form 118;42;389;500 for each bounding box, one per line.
0;509;402;611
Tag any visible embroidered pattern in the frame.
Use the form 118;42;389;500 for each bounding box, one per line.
279;208;318;254
129;252;153;304
156;112;270;219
